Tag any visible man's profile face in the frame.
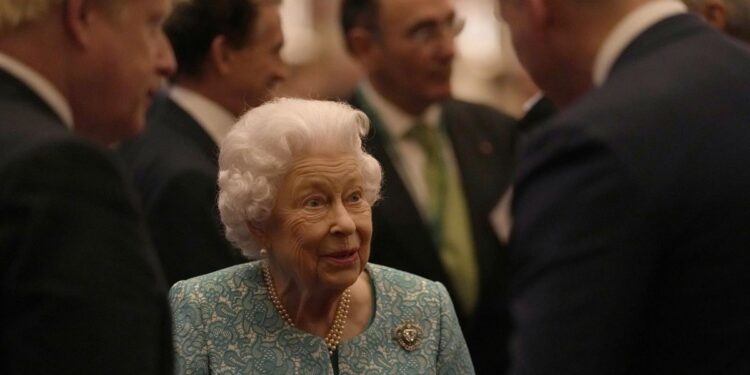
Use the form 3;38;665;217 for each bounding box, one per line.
223;4;286;113
496;0;551;99
367;0;460;113
75;0;176;144
497;0;535;78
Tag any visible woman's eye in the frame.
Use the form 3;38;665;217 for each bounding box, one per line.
348;191;363;203
304;197;324;208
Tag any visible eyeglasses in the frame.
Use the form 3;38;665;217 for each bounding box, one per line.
407;17;466;45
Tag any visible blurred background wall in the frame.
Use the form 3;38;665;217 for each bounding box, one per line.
273;0;537;118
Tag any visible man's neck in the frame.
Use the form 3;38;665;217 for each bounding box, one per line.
368;78;432;116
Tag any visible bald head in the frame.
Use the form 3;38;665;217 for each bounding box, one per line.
497;0;666;107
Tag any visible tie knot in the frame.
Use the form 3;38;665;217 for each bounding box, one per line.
406;122;442;157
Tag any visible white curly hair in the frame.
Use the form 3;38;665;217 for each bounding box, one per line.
217;97;383;258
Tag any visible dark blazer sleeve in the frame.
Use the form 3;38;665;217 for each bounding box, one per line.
0;141;172;374
509;125;656;375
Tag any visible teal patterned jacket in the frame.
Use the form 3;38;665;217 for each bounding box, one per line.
169;262;475;374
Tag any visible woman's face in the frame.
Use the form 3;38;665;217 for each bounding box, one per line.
262;153;372;292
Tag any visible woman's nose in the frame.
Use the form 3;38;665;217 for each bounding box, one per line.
330;201;356;235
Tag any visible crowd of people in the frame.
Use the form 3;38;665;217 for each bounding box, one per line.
2;0;749;374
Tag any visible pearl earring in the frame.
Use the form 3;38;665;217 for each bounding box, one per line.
259;248;268;257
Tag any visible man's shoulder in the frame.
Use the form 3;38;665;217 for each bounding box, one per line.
442;98;518;147
0;93;66;142
117;96;215;177
0;105;108;173
443;98;516;127
136;94;199;144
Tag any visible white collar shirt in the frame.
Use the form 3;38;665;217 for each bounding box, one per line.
169;85;236;146
593;0;687;86
0;52;74;129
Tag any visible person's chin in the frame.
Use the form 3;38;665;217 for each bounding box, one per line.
426;81;452;99
101;118;144;145
122;115;147;140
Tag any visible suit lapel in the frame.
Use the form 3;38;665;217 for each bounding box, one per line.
441;100;509;290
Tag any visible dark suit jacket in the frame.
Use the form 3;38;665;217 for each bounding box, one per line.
351;92;518;374
0;70;172;374
510;14;750;375
517;95;556;136
117;94;245;286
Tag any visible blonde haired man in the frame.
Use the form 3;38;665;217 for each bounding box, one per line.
0;0;176;373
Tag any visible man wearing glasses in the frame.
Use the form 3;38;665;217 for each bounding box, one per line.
341;0;517;373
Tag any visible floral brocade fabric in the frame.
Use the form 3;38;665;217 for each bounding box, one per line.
169;262;475;374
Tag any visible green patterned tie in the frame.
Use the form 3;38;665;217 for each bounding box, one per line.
406;122;479;315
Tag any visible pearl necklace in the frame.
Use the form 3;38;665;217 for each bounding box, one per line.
262;262;351;355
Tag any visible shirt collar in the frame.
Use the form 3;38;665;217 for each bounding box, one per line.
169;85;236;145
592;0;687;86
523;91;545;113
0;51;74;129
359;80;442;139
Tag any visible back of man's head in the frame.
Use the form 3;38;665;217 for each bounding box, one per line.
683;0;750;42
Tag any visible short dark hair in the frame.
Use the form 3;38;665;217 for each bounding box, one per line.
340;0;379;52
164;0;260;78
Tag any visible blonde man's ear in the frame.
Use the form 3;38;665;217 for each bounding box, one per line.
246;221;268;248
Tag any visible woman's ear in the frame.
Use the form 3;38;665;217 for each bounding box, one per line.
246;221;267;247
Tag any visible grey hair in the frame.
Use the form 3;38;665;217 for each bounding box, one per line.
217;98;383;257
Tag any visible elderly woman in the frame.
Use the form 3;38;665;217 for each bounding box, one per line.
169;98;474;374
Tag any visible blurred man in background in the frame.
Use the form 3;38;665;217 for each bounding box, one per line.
499;0;750;373
342;0;518;372
683;0;750;42
118;0;287;285
0;0;176;373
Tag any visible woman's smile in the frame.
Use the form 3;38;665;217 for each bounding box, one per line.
321;249;360;267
